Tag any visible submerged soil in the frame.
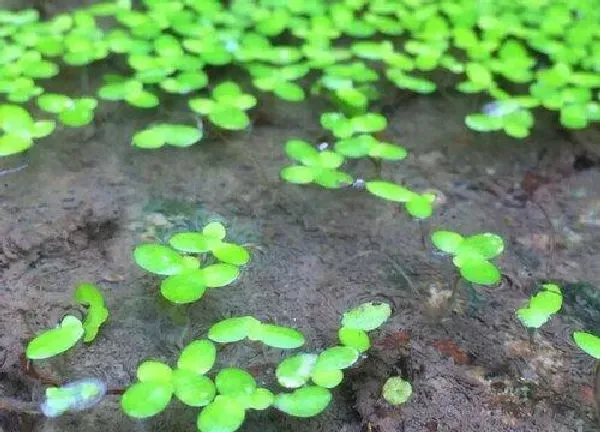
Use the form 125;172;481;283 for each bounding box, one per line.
2;5;600;432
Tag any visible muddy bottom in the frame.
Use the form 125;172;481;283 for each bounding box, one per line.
1;12;600;432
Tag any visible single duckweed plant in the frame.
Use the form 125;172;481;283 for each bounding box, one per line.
26;283;108;360
280;139;353;189
121;302;391;431
133;221;250;304
382;376;413;406
132;123;202;149
37;93;97;127
431;230;505;303
189;81;257;130
516;283;563;330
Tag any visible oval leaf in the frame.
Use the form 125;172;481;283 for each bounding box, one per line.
197;395;245;432
173;369;216;407
133;244;186;275
121;381;172;419
248;323;305;349
276;353;318;388
342;302;391;331
177;339;216;375
274;386;332;418
160;270;207;304
26;315;84;360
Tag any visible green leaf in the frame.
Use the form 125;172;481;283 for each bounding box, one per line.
465;63;493;89
203;221;226;239
0;104;33;132
369;142;407;161
560;104;588;129
315;346;359;370
351;113;387;133
273;82;305;102
276;353;318;388
31;121;56;139
74;283;108;342
338;327;370;353
125;90;159;108
208;316;260;343
405;194;434;219
573;331;600;359
248;323;305;349
334;135;376;158
431;231;464;254
59;99;97;127
248;388;274;410
160;270;207;304
0;134;32;156
312;168;353;189
310;367;343;388
200;263;240;287
208;106;250;130
516;284;563;329
382;376;412;405
169;232;221;253
213;243;250;266
37;93;73;113
197;396;245;432
502;109;534;138
387;70;436;94
132;128;165;149
174;373;216;409
465;113;503;132
161;71;208;94
366;181;415;203
163;124;202;147
177;339;216;375
281;165;315;184
215;368;256;397
457;233;504;259
284;139;319;165
342;302;391;331
317;151;344;169
133;244;186;275
274;386;332;418
458;259;501;285
137;361;173;383
121;381;172;418
26;315;84;360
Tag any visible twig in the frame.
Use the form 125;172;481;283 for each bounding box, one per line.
0;397;40;415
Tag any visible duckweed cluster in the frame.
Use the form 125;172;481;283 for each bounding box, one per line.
11;0;600;429
0;0;598;157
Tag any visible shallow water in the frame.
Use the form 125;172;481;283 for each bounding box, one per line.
1;2;600;432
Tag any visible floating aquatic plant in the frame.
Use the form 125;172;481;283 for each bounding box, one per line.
280;139;353;189
365;180;436;219
516;283;562;330
0;104;54;156
189;81;257;131
37;93;97;127
382;376;412;406
133;221;249;304
431;230;505;308
26;283;109;359
121;301;390;431
132;123;202;149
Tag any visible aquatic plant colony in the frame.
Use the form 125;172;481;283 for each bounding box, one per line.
1;0;598;430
